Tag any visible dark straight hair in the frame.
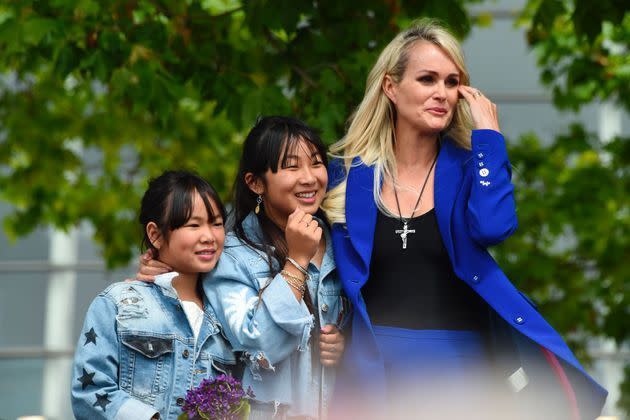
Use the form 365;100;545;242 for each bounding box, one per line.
232;116;328;312
139;170;226;256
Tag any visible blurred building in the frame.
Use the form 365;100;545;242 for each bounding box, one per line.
1;0;628;418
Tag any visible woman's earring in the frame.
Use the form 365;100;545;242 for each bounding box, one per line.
255;195;263;214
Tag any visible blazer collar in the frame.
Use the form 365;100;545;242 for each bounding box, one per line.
434;138;467;258
345;158;378;286
344;138;467;287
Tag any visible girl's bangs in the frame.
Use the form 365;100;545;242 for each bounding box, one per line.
279;133;328;169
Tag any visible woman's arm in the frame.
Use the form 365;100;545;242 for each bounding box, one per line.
204;252;314;375
465;129;518;247
458;87;518;247
71;294;159;420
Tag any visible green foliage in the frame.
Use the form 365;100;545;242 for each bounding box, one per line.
0;0;480;265
518;0;630;112
0;0;628;413
621;364;630;417
496;126;629;358
518;1;630;413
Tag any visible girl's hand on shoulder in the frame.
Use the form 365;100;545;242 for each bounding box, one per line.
285;207;322;268
319;324;345;367
135;250;172;282
458;85;500;132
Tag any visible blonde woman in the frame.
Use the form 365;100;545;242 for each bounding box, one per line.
324;19;606;419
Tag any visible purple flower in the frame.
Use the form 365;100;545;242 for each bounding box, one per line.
180;374;255;420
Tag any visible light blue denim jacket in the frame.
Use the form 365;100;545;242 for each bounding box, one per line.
71;274;237;420
204;213;350;419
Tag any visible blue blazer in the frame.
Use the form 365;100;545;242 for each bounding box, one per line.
329;130;606;419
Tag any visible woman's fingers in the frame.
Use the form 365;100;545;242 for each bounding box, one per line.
319;330;341;343
458;85;477;100
135;272;157;282
301;213;313;226
319;325;345;366
286;207;322;264
136;251;172;281
319;335;345;367
458;85;500;132
320;353;341;367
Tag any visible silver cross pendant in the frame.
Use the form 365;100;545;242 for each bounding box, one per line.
395;221;415;249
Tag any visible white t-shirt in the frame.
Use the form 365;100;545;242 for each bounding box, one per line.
180;299;204;340
154;271;204;341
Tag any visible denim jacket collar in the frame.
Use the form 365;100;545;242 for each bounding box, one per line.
318;221;336;280
153;272;220;334
239;212;267;246
154;271;180;300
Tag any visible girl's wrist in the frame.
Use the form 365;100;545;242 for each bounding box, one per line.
286;255;310;272
282;261;306;279
280;269;306;296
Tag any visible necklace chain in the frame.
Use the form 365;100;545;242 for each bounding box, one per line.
393;150;438;249
393;151;438;223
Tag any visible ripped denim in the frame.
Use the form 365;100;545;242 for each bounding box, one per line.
203;212;350;419
71;281;237;420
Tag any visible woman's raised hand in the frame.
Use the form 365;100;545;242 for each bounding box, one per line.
458;85;500;132
285;207;322;269
136;250;172;282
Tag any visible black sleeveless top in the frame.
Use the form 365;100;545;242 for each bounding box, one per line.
361;208;488;331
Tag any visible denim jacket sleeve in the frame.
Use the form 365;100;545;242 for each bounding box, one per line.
71;293;158;420
465;129;518;247
203;249;315;373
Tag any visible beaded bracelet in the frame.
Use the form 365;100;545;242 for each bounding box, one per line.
286;257;309;279
280;270;306;295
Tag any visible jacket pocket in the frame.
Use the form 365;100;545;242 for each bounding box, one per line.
120;334;174;402
212;359;237;376
194;351;240;382
197;333;238;380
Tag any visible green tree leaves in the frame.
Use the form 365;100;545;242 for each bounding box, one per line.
0;1;628;412
519;0;630;111
0;1;478;265
516;0;629;413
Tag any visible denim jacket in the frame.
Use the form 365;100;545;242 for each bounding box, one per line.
71;274;237;420
204;213;350;419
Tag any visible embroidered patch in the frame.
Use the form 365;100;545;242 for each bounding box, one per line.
93;392;112;411
77;368;96;390
84;327;98;346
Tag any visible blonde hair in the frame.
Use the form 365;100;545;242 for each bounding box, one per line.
322;18;473;225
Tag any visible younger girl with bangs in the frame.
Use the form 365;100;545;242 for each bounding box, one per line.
138;116;349;420
72;171;235;420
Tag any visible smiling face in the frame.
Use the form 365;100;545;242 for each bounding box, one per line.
153;191;225;277
251;138;328;228
384;41;461;135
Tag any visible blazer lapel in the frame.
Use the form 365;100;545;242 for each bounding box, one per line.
345;159;377;289
344;145;464;289
434;139;465;259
